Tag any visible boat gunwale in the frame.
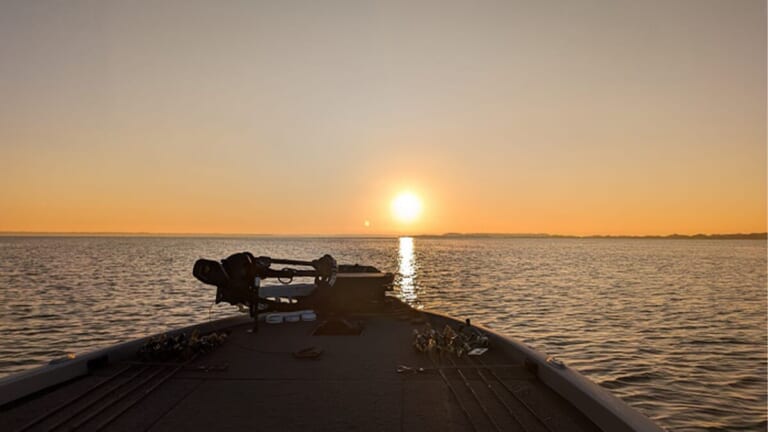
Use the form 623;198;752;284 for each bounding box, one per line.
420;309;664;432
1;308;664;432
0;314;252;407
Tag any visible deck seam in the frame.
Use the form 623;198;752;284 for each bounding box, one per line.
143;378;207;432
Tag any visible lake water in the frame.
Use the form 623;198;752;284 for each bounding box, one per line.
0;236;765;431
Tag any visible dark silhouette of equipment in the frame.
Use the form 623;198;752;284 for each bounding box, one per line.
193;253;393;330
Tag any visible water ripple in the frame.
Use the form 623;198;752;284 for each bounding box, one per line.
0;236;765;431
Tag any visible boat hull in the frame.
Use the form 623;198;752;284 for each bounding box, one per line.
0;303;662;431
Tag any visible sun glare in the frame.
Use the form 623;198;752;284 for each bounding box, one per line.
392;192;422;223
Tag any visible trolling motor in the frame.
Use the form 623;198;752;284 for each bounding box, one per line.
193;253;338;330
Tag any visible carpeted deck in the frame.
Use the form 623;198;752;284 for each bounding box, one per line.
2;309;600;432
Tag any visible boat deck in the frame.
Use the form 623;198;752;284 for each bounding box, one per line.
2;307;601;431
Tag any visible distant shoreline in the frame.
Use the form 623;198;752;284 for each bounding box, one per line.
0;232;765;240
416;232;768;240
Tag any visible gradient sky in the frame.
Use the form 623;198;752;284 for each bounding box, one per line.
1;0;765;235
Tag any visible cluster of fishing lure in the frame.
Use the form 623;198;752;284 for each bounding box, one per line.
412;323;489;357
138;329;228;361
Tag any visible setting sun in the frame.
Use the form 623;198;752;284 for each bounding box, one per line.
391;192;423;223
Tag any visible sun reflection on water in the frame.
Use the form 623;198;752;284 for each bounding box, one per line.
397;237;421;308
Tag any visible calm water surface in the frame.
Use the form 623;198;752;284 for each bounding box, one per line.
0;237;765;431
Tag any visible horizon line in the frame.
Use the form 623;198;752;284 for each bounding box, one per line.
0;231;765;239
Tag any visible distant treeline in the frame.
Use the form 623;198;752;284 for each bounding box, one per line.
418;233;768;240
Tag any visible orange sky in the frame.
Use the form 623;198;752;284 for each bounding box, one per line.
0;1;765;236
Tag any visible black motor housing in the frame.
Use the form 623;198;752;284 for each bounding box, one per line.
192;259;228;287
193;252;258;305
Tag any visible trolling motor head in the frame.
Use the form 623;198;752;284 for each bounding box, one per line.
193;253;338;307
